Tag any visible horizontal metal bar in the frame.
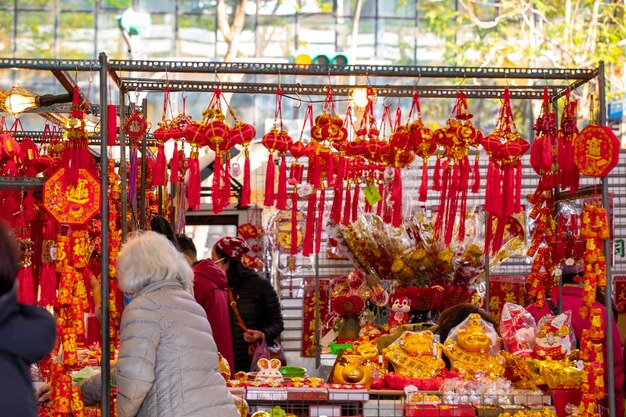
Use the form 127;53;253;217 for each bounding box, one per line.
122;79;561;99
0;58;100;71
0;176;46;190
110;60;598;80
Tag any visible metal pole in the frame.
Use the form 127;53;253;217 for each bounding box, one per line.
484;210;490;311
119;92;127;242
599;60;616;417
98;51;111;417
140;98;148;230
314;201;321;370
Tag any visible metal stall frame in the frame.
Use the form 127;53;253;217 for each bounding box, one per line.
0;57;613;416
0;55;111;416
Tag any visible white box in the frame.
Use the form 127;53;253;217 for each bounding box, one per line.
309;404;342;416
327;388;369;401
246;387;288;401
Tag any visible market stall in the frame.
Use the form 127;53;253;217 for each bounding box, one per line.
0;56;619;417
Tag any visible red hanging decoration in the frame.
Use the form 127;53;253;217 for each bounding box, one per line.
481;88;530;253
38;217;58;307
433;92;483;245
183;119;207;211
228;122;256;207
557;89;580;192
62;86;92;186
302;190;317;257
408;93;436;202
15;212;35;304
170;141;180;184
152;86;173;187
530;88;559;191
262;88;292;208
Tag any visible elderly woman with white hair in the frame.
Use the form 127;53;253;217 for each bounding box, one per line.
115;231;239;417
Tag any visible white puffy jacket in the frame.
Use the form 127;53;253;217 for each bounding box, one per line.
116;279;239;417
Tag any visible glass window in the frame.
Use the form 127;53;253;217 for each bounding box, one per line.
180;0;216;13
60;0;95;10
101;0;131;8
0;10;13;56
16;11;54;58
17;0;52;9
141;13;175;58
336;17;375;62
379;0;415;18
97;12;128;59
378;18;416;64
338;0;375;18
297;14;336;53
59;12;95;59
178;14;216;58
136;0;175;13
257;15;296;58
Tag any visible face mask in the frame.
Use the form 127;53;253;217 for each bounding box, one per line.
123;293;135;305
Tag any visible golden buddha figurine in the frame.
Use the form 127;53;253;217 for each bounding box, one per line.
383;330;445;379
443;313;505;379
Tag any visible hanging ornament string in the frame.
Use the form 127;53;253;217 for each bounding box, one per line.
557;88;580;193
330;105;353;224
481;88;530;253
530;87;558;191
152;86;171;187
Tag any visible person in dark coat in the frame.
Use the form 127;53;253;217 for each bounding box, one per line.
0;221;56;417
212;236;284;372
178;234;236;374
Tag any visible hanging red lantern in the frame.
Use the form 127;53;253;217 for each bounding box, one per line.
184;119;208;211
481;88;530;253
557;89;580;192
228;121;256;207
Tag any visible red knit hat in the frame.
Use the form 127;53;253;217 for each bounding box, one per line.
215;236;250;263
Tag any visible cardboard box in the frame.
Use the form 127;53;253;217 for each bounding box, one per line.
404;404;476;417
310;404;342;416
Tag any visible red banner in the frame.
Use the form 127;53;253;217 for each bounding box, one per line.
301;278;331;357
488;275;528;324
615;276;626;314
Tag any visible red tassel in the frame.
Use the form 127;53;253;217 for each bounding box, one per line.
276;155;288;210
38;262;57;307
342;185;352;226
391;167;403;227
315;187;325;254
107;104;117;146
444;165;460;245
187;155;201;210
491;163;502;218
311;154;321;189
153;143;166;186
291;191;299;255
434;167;449;240
502;164;514;217
325;153;335;187
418;161;429;202
241;148;251;208
471;154;480;193
330;186;343;224
485;215;494;254
376;183;384;217
17;267;35;304
458;158;470;241
432;156;441;191
221;153;231;211
170;142;180;184
514;160;522;213
351;184;360;222
335;157;347;188
212;152;222;213
264;153;276;207
302;191;317;256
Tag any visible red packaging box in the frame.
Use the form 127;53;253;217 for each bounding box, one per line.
404;404;476;417
548;389;582;417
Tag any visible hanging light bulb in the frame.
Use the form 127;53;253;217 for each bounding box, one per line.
0;87;73;116
0;87;38;115
351;87;369;109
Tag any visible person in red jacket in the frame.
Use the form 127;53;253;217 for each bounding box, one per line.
526;264;624;417
178;234;235;375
